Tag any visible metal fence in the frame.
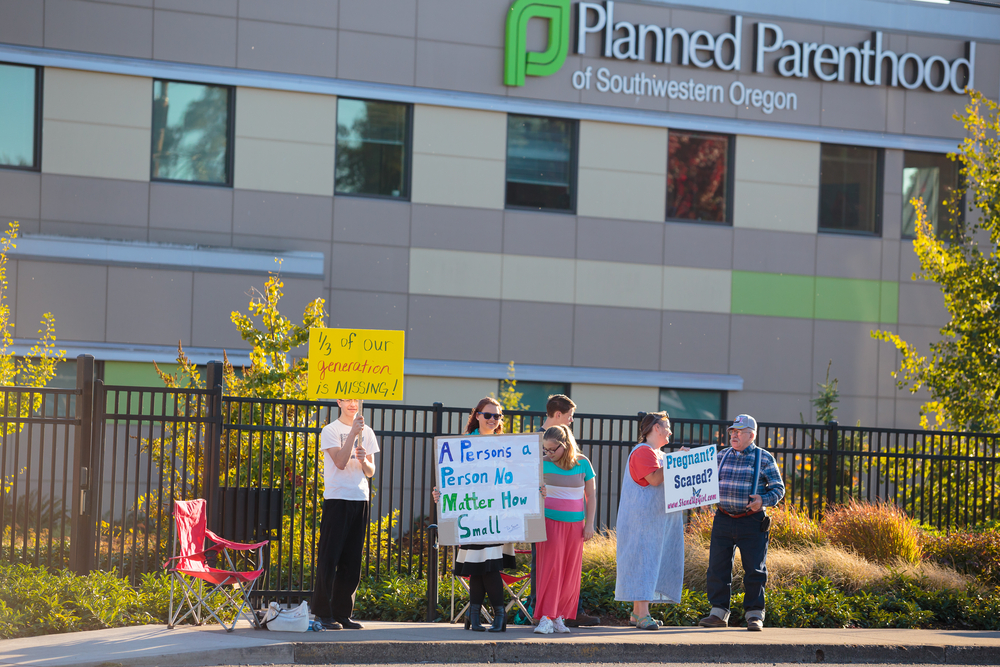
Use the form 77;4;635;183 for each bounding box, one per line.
2;355;999;612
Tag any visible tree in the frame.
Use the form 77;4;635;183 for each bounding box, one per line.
872;91;1000;433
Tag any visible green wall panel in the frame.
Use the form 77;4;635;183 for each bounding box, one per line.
731;271;815;318
731;271;898;323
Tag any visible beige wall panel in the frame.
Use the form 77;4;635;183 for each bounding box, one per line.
570;383;659;416
579;121;667;175
41;121;150;181
43;69;150;127
412;105;506;159
735;136;820;187
501;255;575;304
409;248;502;299
15;260;107;341
411;154;505;209
233;138;335;195
575;259;661;309
235;87;337;144
733;181;818;234
403;375;498;409
576;169;666;222
662;267;731;313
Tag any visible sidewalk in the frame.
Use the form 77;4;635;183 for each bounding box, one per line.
2;621;1000;666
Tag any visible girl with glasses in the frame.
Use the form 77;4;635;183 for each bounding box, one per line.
614;411;687;630
433;397;515;632
533;424;596;635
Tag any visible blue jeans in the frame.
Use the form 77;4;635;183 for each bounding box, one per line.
706;511;769;614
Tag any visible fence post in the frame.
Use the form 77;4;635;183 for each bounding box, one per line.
204;361;224;531
826;420;839;511
426;402;443;622
70;354;95;575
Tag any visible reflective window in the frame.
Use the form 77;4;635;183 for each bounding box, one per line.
506;381;570;414
667;131;731;223
0;63;40;170
335;98;410;199
506;115;575;212
659;388;724;421
819;144;882;235
151;80;232;185
902;151;962;239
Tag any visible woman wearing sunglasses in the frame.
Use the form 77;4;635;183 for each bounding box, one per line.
614;411;687;630
433;397;515;632
533;424;596;635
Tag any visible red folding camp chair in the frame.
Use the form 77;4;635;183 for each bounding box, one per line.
449;546;533;624
165;498;269;632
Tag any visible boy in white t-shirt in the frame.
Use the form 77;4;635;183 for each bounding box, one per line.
312;399;379;630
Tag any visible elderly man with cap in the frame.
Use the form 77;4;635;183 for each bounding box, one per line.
698;414;785;631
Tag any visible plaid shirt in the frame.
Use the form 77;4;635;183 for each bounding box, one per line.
716;443;785;514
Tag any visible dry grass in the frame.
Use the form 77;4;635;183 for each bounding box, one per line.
823;499;923;565
585;529;974;594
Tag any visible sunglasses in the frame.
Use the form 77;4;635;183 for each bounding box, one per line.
478;411;502;421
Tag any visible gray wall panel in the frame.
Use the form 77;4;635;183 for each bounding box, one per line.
897;282;947;327
814;234;882;280
339;0;415;38
406;294;500;361
155;0;237;17
152;9;237;68
811;320;881;399
329;289;408;331
414;41;506;98
663;223;733;271
330;242;409;293
903;91;969;140
660;311;731;375
577;217;664;266
233;189;333;241
236;19;337;78
15;260;107;341
0;0;44;47
880;240;900;282
498;300;574;367
333;196;410;246
337;31;415;87
502;210;576;259
105;266;192;345
572;305;661;371
415;0;505;48
237;0;337;28
727;390;811;425
732;228;816;275
411;204;502;253
0;170;41;220
730;315;813;394
44;0;153;59
149;182;233;236
40;174;149;229
820;85;888;133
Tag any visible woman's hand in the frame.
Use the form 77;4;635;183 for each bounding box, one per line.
432;486;440;503
539;485;547;497
583;524;595;541
679;446;691;452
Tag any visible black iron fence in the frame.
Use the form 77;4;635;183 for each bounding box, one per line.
2;355;999;612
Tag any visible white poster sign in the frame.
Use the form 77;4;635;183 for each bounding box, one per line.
435;433;545;545
663;444;720;513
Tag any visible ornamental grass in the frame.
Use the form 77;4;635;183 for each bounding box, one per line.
822;499;923;565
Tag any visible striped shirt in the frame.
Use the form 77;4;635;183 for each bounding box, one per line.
543;456;596;523
716;444;785;515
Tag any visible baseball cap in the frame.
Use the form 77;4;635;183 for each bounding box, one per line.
728;414;757;431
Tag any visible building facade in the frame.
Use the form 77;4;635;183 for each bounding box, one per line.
1;0;997;425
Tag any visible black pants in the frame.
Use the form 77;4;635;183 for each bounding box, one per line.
706;511;770;614
312;498;369;619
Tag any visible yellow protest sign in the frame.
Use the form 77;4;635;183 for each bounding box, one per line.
307;328;405;401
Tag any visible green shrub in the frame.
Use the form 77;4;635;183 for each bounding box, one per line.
822;500;922;565
924;528;1000;586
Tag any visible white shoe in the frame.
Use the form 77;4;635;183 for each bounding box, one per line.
552;617;570;633
534;616;555;634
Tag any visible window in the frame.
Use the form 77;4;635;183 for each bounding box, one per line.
902;151;962;239
506;114;576;212
0;63;41;170
659;388;725;420
819;144;882;235
335;98;410;199
666;131;732;223
502;381;570;414
151;80;233;185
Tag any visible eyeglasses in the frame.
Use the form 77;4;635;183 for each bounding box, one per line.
543;443;565;454
478;411;502;421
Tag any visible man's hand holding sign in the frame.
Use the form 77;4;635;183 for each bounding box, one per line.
662;445;720;513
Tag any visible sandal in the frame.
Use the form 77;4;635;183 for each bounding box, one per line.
629;613;663;626
634;614;660;630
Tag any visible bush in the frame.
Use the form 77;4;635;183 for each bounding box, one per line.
924;528;1000;587
822;500;923;565
768;504;825;549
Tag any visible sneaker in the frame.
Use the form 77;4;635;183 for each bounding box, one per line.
565;612;600;627
335;617;364;629
552;617;570;634
747;618;763;631
534;616;555;634
698;614;728;628
319;617;342;630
